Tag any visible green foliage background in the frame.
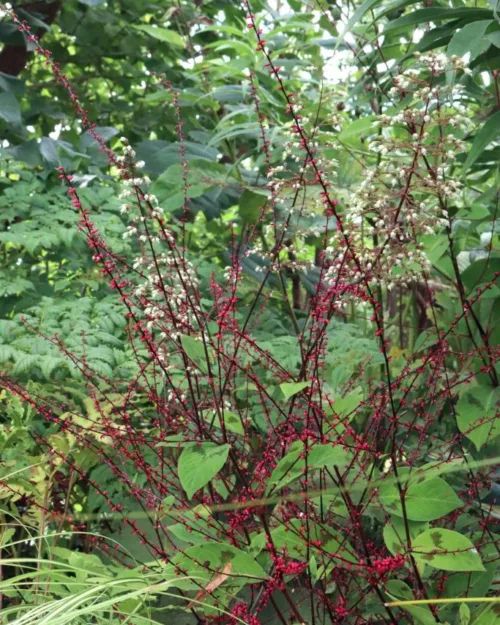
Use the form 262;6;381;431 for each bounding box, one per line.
0;1;500;624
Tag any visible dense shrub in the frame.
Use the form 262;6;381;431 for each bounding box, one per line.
0;2;499;625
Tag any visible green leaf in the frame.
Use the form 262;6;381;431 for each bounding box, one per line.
457;205;490;220
379;476;462;521
40;357;67;380
178;443;231;499
151;159;230;206
268;519;310;561
338;116;377;146
384;8;493;33
160;495;175;516
136;141;219;178
335;0;380;51
13;354;40;375
412;528;485;572
463;111;500;173
0;73;25;95
172;542;268;585
460;603;471;625
383;516;428;555
265;441;303;495
412;330;439;354
203;410;244;436
471;604;500;625
385;580;438;625
238;189;267;223
168;505;218;545
456;386;500;451
447;20;492;61
421;234;449;264
180;335;211;374
307;443;353;470
39;137;59;165
133;25;184;47
280;381;309;401
0;92;21;124
0;527;15;547
208;120;260;145
270;519;357;567
334;386;363;417
487;31;500;48
265;441;352;495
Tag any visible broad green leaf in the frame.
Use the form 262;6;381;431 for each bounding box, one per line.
219;410;244;436
39;137;59;165
239;189;267;223
270;519;357;567
265;441;352;495
334;386;363;417
456;386;500;451
463;111;500;173
269;519;310;561
383;516;428;555
280;381;309;401
180;335;211;374
384;8;493;33
172;542;268;584
81;126;119;148
447;20;492;60
338;116;377;146
487;31;500;48
379;476;462;521
133;25;184;48
136;141;219;178
309;555;318;582
385;580;439;625
312;524;358;571
0;73;25;95
444;529;497;598
208;121;261;145
7;139;42;166
168;505;218;545
412;330;439;354
421;234;449;264
265;441;303;495
461;257;500;290
0;92;21;124
471;604;500;625
203;410;244;436
457;205;490;220
307;443;353;470
178;443;231;499
151;159;230;205
412;528;485;571
204;39;255;58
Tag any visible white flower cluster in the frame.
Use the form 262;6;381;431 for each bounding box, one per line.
114;138;203;360
134;252;200;332
415;51;472;74
117;139;163;224
322;53;472;290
